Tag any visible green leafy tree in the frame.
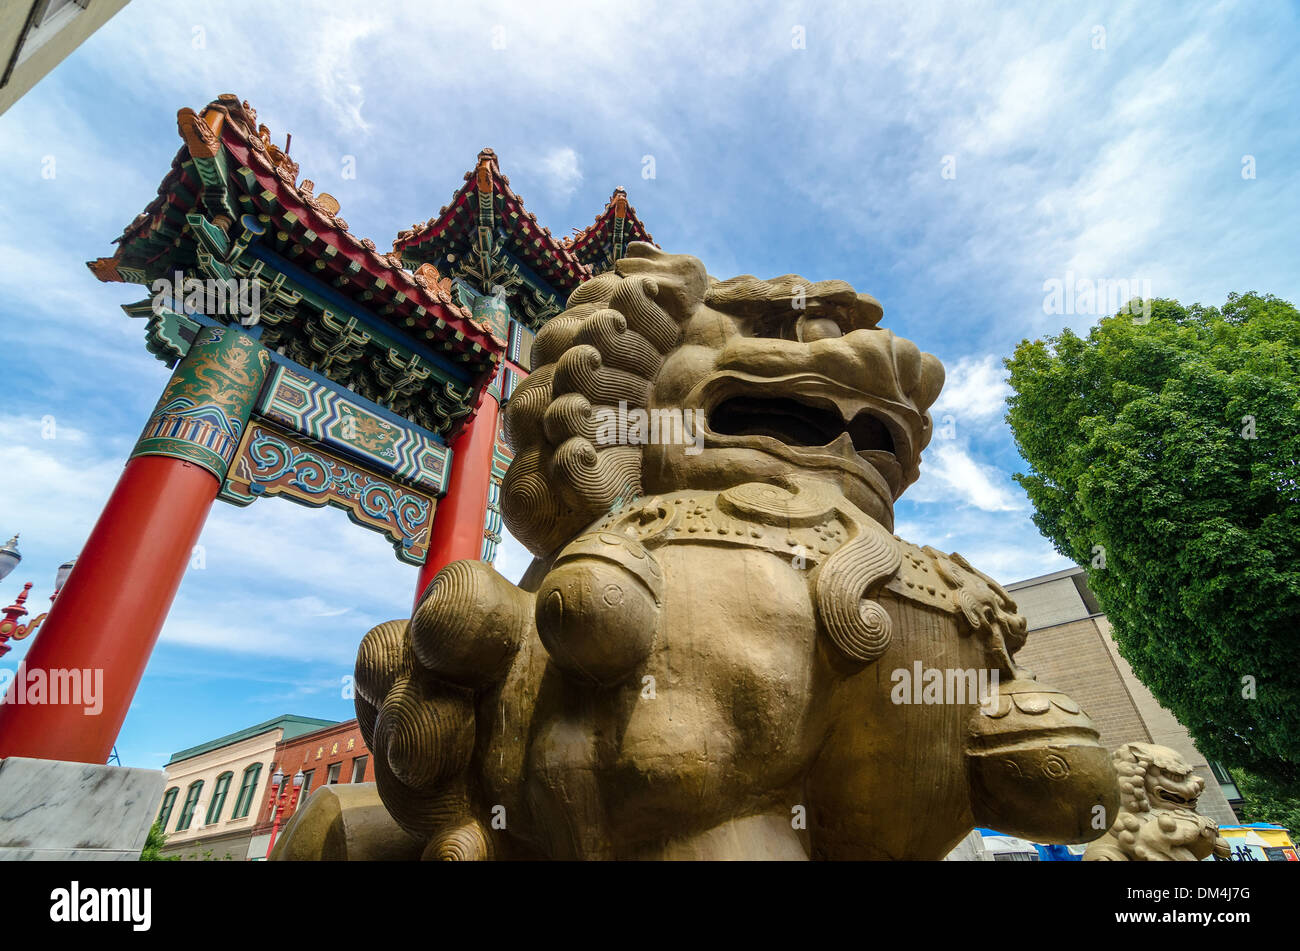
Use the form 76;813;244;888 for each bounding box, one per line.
181;841;234;861
140;821;178;861
1005;292;1300;786
1234;768;1300;834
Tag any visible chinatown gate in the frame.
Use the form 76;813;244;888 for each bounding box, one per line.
0;93;654;765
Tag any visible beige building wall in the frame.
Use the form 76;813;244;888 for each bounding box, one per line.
1006;568;1239;827
1094;615;1239;827
1;0;130;116
157;729;282;860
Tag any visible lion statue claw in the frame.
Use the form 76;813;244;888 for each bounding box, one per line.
321;244;1118;860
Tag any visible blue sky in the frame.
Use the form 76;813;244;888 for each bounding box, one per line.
0;0;1296;770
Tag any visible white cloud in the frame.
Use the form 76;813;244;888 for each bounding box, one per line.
929;353;1011;426
159;591;378;666
535;146;583;199
494;529;535;586
911;442;1023;512
773;1;1299;353
0;416;126;566
310;13;384;135
893;505;1071;587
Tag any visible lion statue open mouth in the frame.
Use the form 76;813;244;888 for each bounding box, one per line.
300;243;1119;860
500;244;937;553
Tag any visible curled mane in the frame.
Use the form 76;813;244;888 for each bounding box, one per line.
501;243;706;556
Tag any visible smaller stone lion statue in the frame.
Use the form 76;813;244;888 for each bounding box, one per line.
1083;743;1230;861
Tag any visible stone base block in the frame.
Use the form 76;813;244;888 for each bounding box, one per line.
0;756;165;861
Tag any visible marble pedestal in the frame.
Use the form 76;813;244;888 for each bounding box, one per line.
0;756;165;860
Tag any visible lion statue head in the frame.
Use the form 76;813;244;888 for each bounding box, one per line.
502;242;945;557
1115;742;1207;814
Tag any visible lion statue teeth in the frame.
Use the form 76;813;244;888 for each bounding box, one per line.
327;242;1119;860
1083;743;1230;862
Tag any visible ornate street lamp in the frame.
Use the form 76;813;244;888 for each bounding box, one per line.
1;584;43;658
265;767;305;858
0;535;20;584
0;553;76;657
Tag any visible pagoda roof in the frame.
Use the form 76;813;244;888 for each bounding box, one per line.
90;94;501;372
393;150;656;299
565;186;656;270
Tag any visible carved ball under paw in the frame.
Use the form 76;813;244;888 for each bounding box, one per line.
967;678;1118;843
535;530;663;686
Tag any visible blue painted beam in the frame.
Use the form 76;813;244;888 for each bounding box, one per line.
183;311;447;446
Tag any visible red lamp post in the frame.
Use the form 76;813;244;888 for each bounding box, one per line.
265;767;305;859
0;543;75;658
1;584;46;658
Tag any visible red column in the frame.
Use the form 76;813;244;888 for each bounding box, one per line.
0;325;269;764
415;387;501;609
0;457;218;763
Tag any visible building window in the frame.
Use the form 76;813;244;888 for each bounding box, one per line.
5;0;90;80
326;762;341;784
38;0;88;20
300;769;314;797
176;780;204;832
1209;761;1243;804
205;771;233;825
157;787;179;830
231;762;263;819
351;755;368;783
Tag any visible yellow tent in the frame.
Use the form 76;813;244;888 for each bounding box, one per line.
1218;824;1296;861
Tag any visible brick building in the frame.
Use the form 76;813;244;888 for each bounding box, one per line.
155;714;336;860
247;719;372;859
1007;565;1240;827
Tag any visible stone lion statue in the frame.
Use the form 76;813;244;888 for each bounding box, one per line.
288;243;1119;860
1083;743;1230;861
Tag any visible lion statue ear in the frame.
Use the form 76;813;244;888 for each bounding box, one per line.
613;242;710;316
501;246;708;558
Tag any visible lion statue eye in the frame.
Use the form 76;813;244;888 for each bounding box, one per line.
799;317;844;342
